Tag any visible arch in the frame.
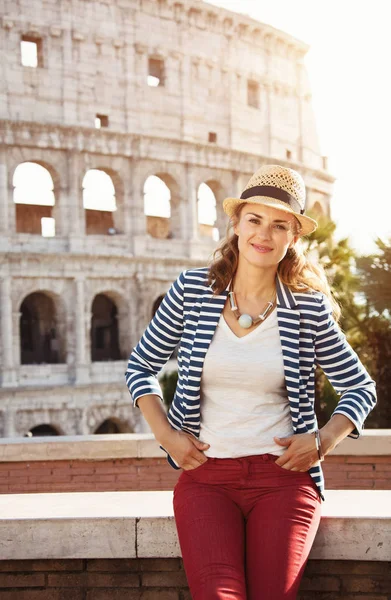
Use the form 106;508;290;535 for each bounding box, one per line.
312;201;325;216
82;168;117;234
90;293;121;362
94;417;125;434
27;424;61;437
197;182;218;241
143;172;182;239
13;161;56;235
19;291;65;365
197;178;228;241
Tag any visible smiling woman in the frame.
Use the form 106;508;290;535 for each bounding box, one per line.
125;164;377;600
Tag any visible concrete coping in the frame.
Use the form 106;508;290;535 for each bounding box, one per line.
0;430;390;462
0;490;390;562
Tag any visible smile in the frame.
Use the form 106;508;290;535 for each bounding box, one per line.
252;244;273;253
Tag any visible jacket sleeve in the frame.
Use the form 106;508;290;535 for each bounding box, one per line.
314;293;377;438
125;269;187;409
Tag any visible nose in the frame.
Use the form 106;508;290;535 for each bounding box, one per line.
256;222;273;240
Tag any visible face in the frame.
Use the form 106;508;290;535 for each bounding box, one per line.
233;203;300;266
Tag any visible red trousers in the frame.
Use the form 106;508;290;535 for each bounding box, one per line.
173;452;321;600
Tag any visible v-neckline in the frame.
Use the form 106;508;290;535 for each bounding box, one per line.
219;307;277;342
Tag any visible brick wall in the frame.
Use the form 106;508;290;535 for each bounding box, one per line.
0;558;389;599
0;455;389;494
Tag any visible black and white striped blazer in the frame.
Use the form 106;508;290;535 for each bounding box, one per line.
125;267;377;502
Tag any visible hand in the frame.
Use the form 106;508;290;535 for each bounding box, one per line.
273;432;323;471
159;430;210;470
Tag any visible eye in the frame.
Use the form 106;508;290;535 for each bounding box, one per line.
275;224;288;230
249;218;259;224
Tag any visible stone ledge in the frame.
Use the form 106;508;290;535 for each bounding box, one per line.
0;490;390;562
0;430;390;462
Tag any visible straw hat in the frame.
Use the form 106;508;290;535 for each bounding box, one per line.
222;164;318;236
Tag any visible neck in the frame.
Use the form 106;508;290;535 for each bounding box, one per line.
231;264;277;301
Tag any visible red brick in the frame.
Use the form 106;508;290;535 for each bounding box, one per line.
299;575;340;591
304;559;391;576
47;572;140;587
86;591;141;600
374;480;391;489
86;559;140;572
141;571;188;587
0;573;45;587
0;560;83;572
347;471;377;479
0;591;84;600
346;456;390;463
139;559;182;572
344;577;391;593
324;456;348;464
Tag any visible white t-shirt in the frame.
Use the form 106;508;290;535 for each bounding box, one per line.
199;306;294;457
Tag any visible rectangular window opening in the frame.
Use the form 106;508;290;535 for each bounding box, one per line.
208;132;217;143
41;217;55;237
21;35;43;67
95;114;109;128
148;57;165;87
247;80;259;109
286;149;292;160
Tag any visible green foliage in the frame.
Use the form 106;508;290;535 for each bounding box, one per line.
303;210;391;428
159;370;178;410
355;236;391;318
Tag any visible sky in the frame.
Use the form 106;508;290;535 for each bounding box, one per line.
205;0;391;256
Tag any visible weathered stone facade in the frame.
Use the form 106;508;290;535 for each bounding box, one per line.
0;0;334;437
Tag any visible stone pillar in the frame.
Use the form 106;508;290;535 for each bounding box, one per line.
128;160;147;250
74;277;89;383
184;164;199;242
2;406;15;438
67;151;85;238
0;276;17;387
0;152;9;235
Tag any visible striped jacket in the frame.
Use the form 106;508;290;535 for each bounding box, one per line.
125;267;377;502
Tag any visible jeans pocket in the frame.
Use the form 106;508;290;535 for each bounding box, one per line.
271;457;308;475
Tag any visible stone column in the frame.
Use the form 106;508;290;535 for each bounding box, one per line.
0;152;9;235
184;164;199;242
2;406;15;438
67;151;85;240
128;161;147;255
0;276;17;387
74;277;89;383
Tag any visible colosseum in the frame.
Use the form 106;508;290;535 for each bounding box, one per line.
0;0;334;437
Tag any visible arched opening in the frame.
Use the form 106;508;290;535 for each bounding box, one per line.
197;182;219;241
20;292;62;364
13;162;56;236
91;294;121;361
312;201;325;216
83;169;116;234
144;175;172;238
94;418;122;434
27;424;60;437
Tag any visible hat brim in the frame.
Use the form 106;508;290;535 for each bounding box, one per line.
222;196;318;237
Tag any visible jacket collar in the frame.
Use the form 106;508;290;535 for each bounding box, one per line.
211;270;298;310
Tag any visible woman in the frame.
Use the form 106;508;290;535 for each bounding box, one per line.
125;164;377;599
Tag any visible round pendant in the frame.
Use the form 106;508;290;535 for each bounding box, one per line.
238;313;253;329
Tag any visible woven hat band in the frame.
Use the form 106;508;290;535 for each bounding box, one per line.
240;185;305;215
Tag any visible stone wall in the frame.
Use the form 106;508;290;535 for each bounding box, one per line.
0;432;389;494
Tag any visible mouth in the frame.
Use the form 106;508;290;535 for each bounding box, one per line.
252;244;273;253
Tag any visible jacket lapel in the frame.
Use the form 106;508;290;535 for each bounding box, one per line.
191;272;302;431
275;273;301;431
